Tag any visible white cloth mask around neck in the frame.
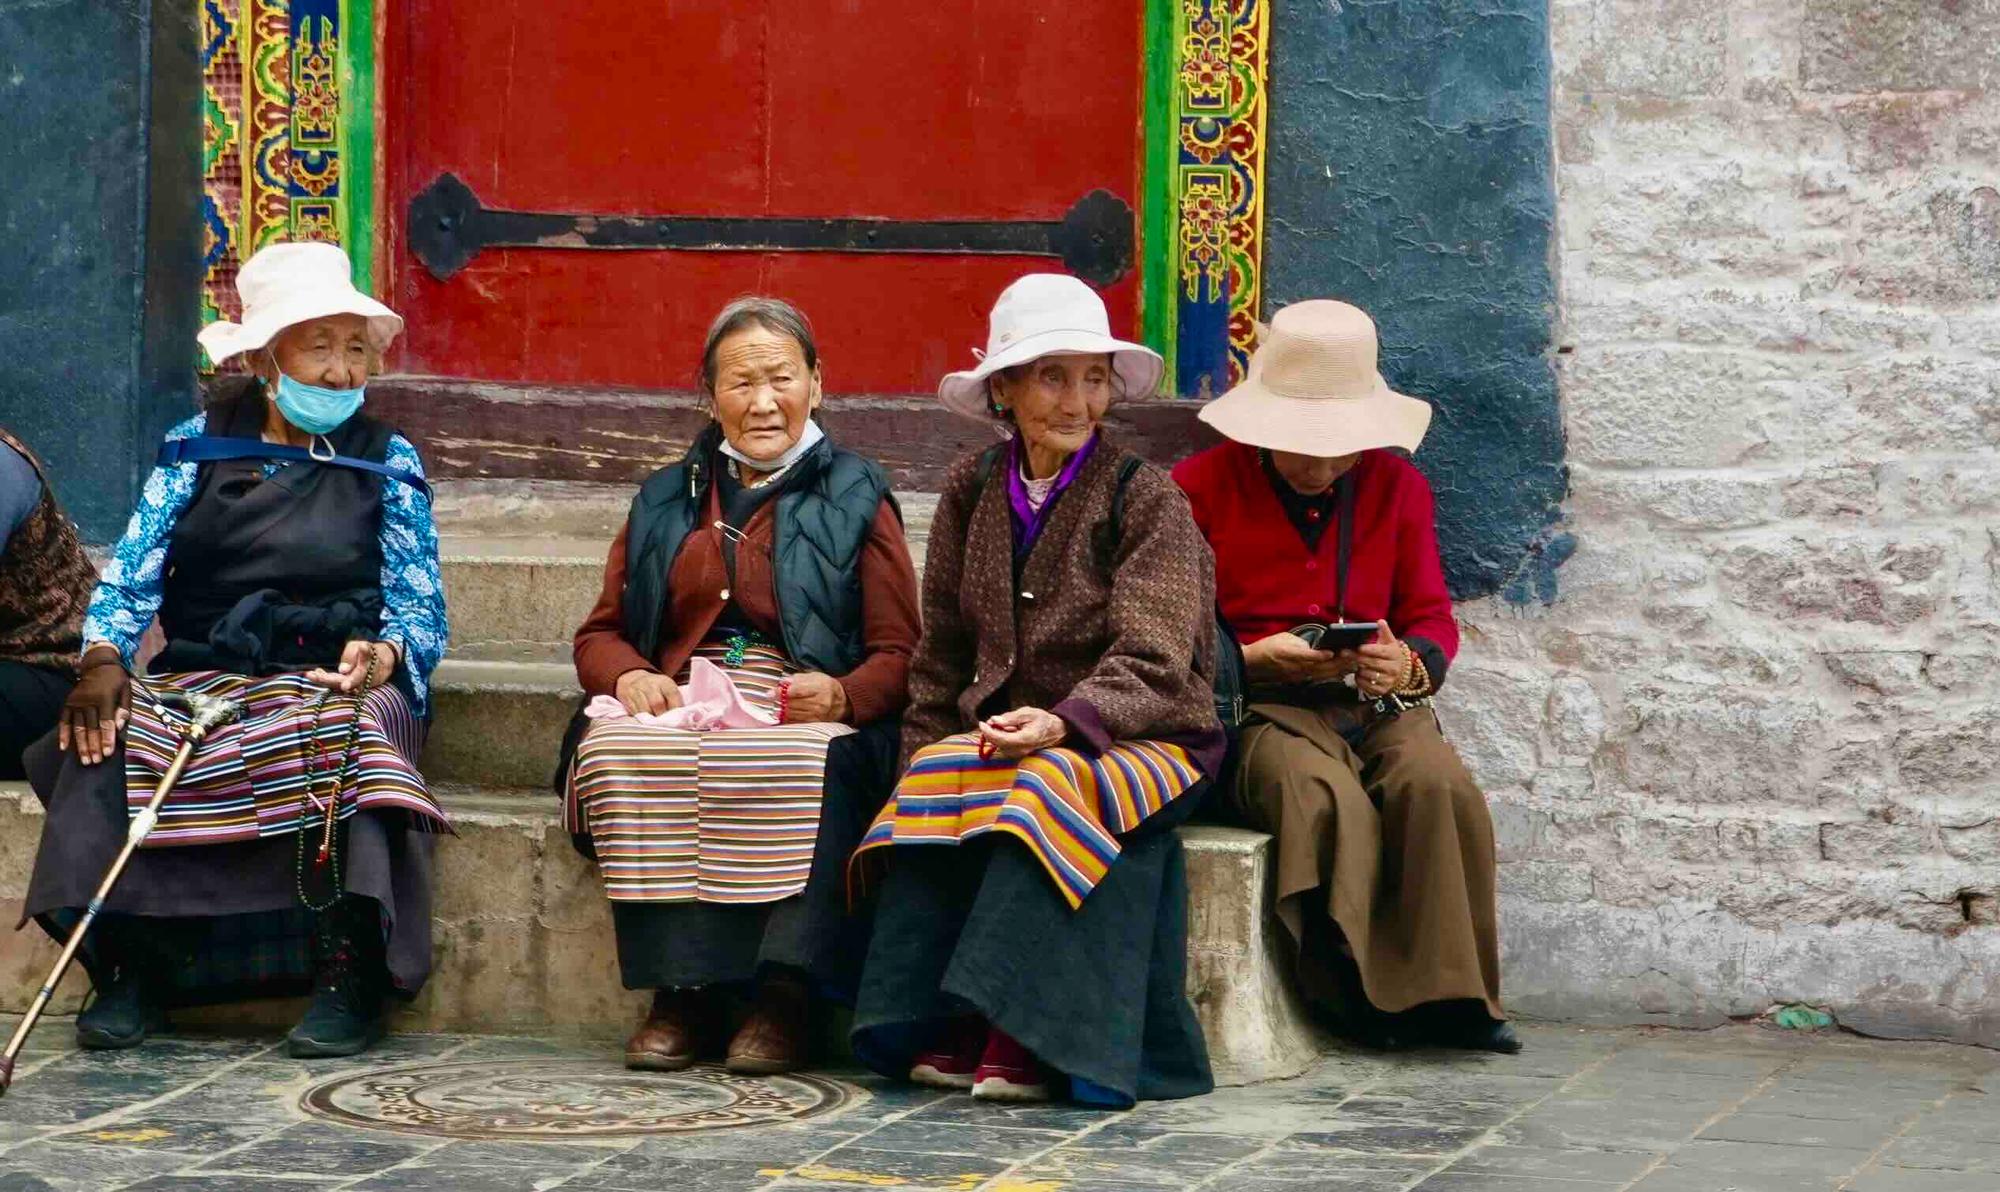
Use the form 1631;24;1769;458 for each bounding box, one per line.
719;419;824;478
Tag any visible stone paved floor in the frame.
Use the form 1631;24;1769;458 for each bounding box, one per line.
0;1021;1993;1191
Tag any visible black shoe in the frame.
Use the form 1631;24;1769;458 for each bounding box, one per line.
1465;1019;1524;1054
288;897;387;1058
76;975;165;1051
286;976;384;1058
1428;1010;1523;1055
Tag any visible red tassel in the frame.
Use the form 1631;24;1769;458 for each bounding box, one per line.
317;840;330;864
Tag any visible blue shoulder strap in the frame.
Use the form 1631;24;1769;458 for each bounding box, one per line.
156;436;433;500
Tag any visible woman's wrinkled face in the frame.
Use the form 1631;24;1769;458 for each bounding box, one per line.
711;324;822;462
255;313;373;389
1271;449;1358;495
993;352;1113;460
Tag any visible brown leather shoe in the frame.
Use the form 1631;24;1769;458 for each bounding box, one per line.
725;978;807;1075
625;989;698;1071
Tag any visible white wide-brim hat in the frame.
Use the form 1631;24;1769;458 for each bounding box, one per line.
1198;299;1432;457
196;241;404;365
938;273;1164;421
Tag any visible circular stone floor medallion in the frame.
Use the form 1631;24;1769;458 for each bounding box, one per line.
300;1059;859;1140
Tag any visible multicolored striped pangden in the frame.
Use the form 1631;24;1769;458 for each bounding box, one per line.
565;639;854;904
851;733;1202;910
122;671;447;848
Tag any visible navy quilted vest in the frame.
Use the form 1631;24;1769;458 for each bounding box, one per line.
621;424;892;675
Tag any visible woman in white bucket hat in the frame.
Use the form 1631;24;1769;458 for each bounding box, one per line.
24;241;450;1061
1173;299;1516;1054
934;272;1165;427
850;273;1220;1107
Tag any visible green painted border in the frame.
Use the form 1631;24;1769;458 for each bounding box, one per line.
340;0;376;293
1140;0;1178;390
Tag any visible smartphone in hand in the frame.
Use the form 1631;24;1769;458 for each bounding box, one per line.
1288;622;1379;652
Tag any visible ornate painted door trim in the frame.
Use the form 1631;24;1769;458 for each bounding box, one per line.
1143;0;1271;398
198;0;376;334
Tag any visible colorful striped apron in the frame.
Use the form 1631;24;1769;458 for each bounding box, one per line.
122;671;446;848
565;637;855;904
850;732;1203;909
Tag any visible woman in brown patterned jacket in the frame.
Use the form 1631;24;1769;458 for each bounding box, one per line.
0;427;96;779
849;274;1222;1109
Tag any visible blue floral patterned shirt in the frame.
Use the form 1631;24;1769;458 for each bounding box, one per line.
81;413;449;716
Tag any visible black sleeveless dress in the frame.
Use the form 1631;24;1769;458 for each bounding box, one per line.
19;383;439;1004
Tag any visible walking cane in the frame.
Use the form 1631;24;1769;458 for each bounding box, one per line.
0;689;244;1095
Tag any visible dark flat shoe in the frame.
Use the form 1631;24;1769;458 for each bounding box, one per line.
76;977;164;1051
1434;1016;1522;1054
1475;1020;1524;1054
287;979;386;1059
287;1017;385;1059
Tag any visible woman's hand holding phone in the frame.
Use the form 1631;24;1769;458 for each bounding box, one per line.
1243;630;1360;685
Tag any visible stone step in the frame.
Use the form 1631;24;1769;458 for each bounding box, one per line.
434;481;938;652
424;658;579;791
431;479;632;542
0;783;1317;1084
439;535;606;655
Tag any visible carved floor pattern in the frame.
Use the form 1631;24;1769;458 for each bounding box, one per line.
300;1059;857;1139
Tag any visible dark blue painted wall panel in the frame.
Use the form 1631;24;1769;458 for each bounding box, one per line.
0;0;202;543
1265;0;1568;601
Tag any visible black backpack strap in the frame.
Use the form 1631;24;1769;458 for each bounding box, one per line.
971;442;1007;505
1108;456;1143;539
1095;455;1145;565
964;442;1008;536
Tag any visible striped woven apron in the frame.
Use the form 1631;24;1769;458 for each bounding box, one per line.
122;671;447;847
850;732;1203;909
564;636;855;904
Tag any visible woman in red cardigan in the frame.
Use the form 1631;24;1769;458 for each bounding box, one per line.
1173;299;1517;1054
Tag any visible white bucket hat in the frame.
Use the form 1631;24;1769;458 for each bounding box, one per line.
1198;299;1432;457
196;241;404;365
938;273;1164;421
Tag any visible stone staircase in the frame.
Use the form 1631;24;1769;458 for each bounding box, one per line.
0;479;1322;1085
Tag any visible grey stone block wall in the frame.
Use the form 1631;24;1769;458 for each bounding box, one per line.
1441;0;1999;1042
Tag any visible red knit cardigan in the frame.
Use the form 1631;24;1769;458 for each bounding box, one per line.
1172;441;1459;668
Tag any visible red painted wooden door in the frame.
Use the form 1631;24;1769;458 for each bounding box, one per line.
383;2;1144;393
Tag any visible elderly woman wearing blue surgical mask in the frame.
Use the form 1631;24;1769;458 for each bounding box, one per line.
22;241;450;1061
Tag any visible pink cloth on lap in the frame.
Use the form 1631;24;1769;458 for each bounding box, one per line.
584;656;780;731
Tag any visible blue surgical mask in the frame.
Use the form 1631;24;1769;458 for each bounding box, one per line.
271;370;365;435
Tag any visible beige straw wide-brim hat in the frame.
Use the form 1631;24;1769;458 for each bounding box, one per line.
939;273;1164;422
196;241;404;365
1198;299;1432;457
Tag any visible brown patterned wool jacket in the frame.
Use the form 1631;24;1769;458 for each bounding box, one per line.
0;428;95;674
900;435;1219;771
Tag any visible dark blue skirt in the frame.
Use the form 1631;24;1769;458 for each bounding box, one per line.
851;786;1214;1107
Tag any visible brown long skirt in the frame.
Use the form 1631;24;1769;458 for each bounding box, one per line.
1226;700;1503;1021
